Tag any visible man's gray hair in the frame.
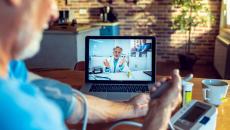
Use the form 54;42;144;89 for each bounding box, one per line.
113;46;123;51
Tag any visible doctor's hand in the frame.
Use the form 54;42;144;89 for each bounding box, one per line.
126;93;150;118
143;69;182;130
119;57;126;66
103;59;110;67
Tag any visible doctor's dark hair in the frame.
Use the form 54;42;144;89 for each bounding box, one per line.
113;46;123;52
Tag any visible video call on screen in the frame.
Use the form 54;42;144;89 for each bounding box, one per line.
88;39;153;81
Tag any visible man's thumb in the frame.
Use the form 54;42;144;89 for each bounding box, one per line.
171;69;181;87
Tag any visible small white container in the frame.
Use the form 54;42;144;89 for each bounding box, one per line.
182;81;194;107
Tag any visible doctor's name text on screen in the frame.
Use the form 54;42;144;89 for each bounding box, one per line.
88;39;153;81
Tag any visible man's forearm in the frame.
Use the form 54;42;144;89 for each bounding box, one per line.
105;67;111;73
86;95;135;123
118;64;124;72
68;95;135;124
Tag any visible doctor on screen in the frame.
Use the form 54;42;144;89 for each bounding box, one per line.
103;46;129;73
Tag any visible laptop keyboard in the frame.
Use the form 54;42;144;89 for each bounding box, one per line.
89;84;149;92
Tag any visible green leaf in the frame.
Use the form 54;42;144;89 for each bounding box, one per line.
172;0;215;53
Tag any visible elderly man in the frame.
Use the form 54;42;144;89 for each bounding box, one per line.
0;0;181;130
104;46;129;73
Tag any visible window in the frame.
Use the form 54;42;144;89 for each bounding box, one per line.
220;0;230;38
221;0;230;29
227;0;230;26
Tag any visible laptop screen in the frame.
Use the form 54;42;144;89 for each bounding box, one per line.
86;36;155;83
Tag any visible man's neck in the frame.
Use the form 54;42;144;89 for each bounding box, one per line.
0;65;8;78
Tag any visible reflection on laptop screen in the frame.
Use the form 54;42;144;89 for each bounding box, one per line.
88;38;153;81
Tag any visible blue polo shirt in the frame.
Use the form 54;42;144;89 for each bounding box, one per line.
8;60;28;82
0;60;67;130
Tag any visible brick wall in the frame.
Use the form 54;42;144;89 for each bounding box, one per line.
56;0;221;64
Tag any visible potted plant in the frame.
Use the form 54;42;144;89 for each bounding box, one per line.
172;0;214;70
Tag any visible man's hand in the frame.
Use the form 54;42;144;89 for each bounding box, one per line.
103;59;110;67
143;69;182;130
119;57;126;66
127;93;150;118
151;69;182;111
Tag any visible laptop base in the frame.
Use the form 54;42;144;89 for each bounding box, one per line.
81;83;151;101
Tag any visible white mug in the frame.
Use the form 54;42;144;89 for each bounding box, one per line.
202;79;229;106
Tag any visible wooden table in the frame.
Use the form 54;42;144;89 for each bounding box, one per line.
35;70;230;130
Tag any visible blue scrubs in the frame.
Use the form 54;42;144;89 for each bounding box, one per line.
0;60;67;130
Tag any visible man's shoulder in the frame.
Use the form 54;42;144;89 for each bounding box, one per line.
0;78;36;96
0;79;67;130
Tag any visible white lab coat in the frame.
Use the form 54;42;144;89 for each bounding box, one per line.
104;57;129;73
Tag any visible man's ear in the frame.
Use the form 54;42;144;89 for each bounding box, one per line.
6;0;22;7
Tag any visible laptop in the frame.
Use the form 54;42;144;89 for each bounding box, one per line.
81;36;156;101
